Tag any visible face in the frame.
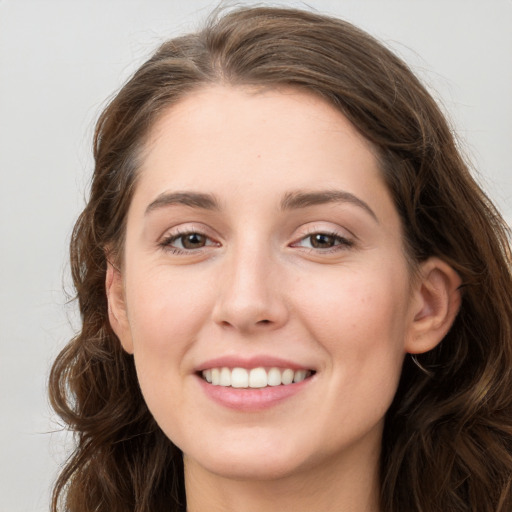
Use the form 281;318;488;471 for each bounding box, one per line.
110;85;422;482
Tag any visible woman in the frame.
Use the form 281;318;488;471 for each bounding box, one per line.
49;6;512;512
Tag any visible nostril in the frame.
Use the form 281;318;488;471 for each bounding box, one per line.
257;319;271;325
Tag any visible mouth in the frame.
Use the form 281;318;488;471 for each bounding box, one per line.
199;367;315;389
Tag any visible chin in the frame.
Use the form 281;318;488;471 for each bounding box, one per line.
191;455;307;482
183;435;313;482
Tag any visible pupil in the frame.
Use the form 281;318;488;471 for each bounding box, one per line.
183;233;205;249
312;233;334;248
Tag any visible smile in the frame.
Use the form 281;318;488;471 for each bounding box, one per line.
201;367;314;388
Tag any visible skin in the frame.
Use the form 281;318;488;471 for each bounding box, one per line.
107;86;461;512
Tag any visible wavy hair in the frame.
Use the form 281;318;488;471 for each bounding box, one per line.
49;6;512;511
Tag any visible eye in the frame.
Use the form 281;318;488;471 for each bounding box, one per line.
292;231;353;251
160;231;218;252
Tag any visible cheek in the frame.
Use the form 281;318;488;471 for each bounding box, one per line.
123;267;216;403
297;264;410;337
126;266;212;344
123;269;214;431
295;265;410;389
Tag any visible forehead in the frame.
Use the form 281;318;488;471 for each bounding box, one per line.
139;85;382;189
147;85;374;147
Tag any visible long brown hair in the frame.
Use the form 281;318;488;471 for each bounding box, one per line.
49;7;512;511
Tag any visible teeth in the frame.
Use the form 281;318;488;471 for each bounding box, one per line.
281;368;294;385
249;367;267;388
201;367;313;388
267;367;282;386
231;367;249;388
293;370;307;383
220;367;231;386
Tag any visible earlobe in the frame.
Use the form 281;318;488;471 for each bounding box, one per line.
105;258;134;354
405;258;462;354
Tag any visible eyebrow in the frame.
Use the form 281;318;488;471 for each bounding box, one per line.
280;189;378;223
145;191;221;215
145;188;378;223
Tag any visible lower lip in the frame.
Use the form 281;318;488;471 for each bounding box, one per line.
196;375;312;411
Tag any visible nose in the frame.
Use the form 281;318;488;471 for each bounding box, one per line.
211;246;289;334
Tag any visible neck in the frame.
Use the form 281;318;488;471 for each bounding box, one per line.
184;441;381;512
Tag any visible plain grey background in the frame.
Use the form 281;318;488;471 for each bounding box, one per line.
1;1;511;510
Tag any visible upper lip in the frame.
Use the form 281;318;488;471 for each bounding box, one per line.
196;355;315;372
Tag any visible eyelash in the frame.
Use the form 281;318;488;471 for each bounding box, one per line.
159;229;219;255
291;229;354;253
159;228;354;256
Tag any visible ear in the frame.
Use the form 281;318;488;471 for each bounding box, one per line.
405;257;462;354
105;258;134;354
